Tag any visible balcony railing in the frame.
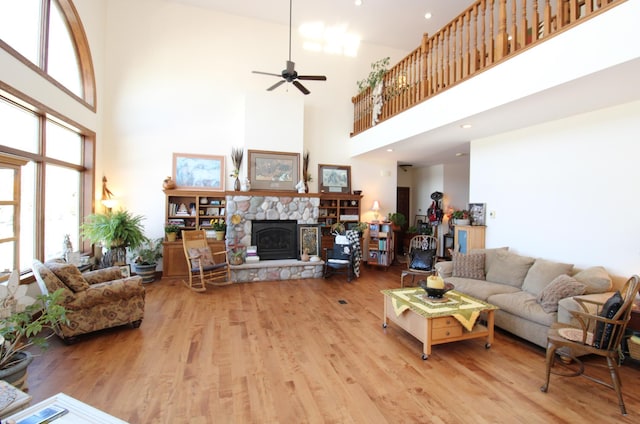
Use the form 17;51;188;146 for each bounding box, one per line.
351;0;624;136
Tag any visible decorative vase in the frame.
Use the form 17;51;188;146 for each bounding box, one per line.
0;351;33;391
241;178;251;191
304;181;309;193
162;176;176;190
234;178;241;191
230;255;244;265
454;219;470;226
166;233;177;242
301;249;310;262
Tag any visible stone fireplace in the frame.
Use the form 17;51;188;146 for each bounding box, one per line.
224;193;323;282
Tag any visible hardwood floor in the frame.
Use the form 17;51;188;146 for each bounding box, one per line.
25;263;640;423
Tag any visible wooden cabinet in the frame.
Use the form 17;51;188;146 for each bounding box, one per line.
453;225;486;254
163;189;227;278
366;222;394;269
162;239;226;278
164;189;226;232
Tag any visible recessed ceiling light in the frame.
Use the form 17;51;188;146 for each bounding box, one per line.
455;152;466;157
460;123;472;129
355;0;362;6
386;148;393;152
424;12;432;20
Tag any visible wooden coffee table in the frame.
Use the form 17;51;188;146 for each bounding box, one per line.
382;288;498;359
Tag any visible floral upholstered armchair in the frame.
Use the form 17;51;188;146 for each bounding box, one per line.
32;259;145;343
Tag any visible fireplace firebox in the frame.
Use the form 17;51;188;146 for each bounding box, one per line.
251;220;298;260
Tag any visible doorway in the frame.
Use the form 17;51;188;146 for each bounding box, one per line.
396;186;410;258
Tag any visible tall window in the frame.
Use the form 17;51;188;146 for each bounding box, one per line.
0;0;95;279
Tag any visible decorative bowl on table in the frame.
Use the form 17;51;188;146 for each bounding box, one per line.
419;278;455;299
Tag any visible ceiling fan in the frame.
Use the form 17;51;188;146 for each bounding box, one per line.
252;0;327;95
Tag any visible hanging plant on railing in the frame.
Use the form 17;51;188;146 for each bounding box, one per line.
356;57;390;93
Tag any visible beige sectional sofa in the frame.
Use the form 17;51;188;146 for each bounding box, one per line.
434;247;618;348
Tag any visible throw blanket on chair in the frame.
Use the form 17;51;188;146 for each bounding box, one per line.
346;230;361;278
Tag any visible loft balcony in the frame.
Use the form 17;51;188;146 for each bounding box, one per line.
349;0;638;163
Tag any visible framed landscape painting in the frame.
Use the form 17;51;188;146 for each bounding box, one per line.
248;150;299;191
318;164;351;194
172;153;225;191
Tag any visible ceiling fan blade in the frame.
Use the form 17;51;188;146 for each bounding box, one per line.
252;70;282;77
267;80;286;91
293;80;310;95
286;60;295;74
298;75;327;81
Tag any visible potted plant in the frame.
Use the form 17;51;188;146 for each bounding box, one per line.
355;222;368;237
212;220;226;241
165;224;180;242
451;210;470;226
387;212;407;230
229;246;245;265
356;56;390;93
130;237;163;283
0;270;67;390
81;209;147;267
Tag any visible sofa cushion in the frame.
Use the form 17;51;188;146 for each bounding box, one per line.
446;277;521;301
593;291;623;349
485;251;535;288
522;258;574;296
536;274;586;313
488;291;557;327
32;260;75;302
452;252;485;280
409;248;436;271
572;266;612;294
46;261;90;292
469;246;509;276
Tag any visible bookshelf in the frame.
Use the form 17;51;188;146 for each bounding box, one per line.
366;222;394;270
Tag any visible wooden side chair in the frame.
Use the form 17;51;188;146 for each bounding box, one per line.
401;235;438;287
540;275;640;415
181;230;231;292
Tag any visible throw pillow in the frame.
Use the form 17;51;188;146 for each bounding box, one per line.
452;252;485;280
469;246;509;276
409;248;436;271
536;274;586;313
485;251;535;288
593;291;623;349
188;247;215;268
572;266;613;294
522;258;574;296
46;262;90;292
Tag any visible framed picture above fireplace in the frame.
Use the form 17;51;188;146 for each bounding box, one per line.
318;164;351;194
298;224;321;258
248;150;300;191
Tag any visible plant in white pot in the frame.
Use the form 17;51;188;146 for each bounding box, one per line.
0;270;67;389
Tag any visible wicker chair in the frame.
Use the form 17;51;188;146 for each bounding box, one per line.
401;235;438;287
182;230;231;292
540;275;640;415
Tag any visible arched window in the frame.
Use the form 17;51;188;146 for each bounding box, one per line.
0;0;95;278
0;0;96;108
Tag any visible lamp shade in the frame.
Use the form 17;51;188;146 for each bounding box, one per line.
371;200;380;211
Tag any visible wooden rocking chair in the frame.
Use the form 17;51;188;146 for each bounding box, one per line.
181;230;231;292
401;235;438;287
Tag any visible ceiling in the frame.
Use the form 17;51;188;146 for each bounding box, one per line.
170;0;474;51
168;1;640;169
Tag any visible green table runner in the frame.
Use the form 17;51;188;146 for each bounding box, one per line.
382;288;498;331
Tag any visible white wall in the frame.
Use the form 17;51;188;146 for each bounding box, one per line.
471;100;640;279
98;0;406;238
